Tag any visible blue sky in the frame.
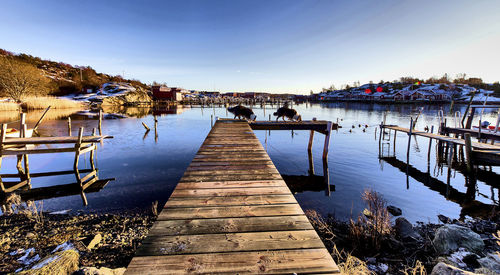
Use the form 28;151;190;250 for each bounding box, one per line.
1;0;500;93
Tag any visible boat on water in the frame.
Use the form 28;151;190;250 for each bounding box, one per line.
4;128;34;138
472;125;500;132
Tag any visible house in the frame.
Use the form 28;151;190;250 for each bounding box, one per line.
152;86;184;101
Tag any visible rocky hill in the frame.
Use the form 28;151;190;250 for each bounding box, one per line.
0;49;149;97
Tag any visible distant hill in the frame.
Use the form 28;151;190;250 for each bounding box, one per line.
318;82;500;102
0;48;149;96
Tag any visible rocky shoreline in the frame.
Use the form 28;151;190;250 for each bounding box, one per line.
0;209;155;274
1;201;498;274
306;209;500;274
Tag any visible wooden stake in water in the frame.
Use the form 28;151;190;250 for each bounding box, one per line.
464;133;473;174
98;110;103;135
68;117;72;136
427;125;434;163
406;118;414;164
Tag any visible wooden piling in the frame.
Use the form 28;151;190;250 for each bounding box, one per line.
98;110;103;135
68;117;72;136
0;124;6;192
406;118;413;164
90;128;96;170
464;133;473;174
74;127;84;184
33;106;51;131
322;121;332;161
427;125;434;163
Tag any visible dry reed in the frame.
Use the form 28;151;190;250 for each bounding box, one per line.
0;101;20;111
332;245;375;275
21;96;84;110
349;189;392;250
402;260;427;275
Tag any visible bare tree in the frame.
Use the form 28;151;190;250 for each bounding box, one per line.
0;57;49;101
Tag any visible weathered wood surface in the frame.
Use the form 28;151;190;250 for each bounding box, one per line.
3;135;112;145
126;120;339;274
383;125;500;150
248;120;338;134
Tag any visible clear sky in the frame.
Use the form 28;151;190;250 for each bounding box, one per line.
1;0;499;94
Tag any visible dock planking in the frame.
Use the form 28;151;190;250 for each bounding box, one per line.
126;120;339;274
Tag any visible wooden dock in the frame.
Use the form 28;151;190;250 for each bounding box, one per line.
382;125;500;150
126;119;339;274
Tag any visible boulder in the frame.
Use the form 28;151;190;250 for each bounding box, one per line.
83;233;102;250
387;205;402;216
438;214;452;224
430;262;474;275
20;249;79;275
433;224;484;255
477;253;500;274
75;266;126;275
394;217;421;241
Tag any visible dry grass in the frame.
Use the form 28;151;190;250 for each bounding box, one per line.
5;194;44;225
21;96;84;110
0;101;20;111
332;245;374;275
349;189;392;250
402;260;427;275
152;200;158;216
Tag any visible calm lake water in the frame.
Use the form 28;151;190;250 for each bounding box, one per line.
1;103;499;223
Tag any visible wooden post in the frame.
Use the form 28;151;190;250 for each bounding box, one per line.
308;118;317;153
98;110;103;135
68;117;72;136
74;127;84;185
22;124;30;188
0;124;6;192
427;125;434;163
464;133;473;174
465;107;476;129
142;122;150;131
33;106;51;131
211;115;213;127
322;121;332;161
90;128;96;170
19;113;26;135
16;116;26;177
406;118;413;164
269;114;271;121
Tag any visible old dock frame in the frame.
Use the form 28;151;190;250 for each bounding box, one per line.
380;121;500;168
0;116;113;206
126;119;339;274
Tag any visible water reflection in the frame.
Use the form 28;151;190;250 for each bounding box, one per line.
1;167;114;211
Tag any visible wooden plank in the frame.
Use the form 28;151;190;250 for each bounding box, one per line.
182;169;279;176
125;248;339;274
174;180;286;189
3;135;112;145
135;230;325;255
127;119;339;274
148;215;313;236
158;204;304;220
170;186;291;197
186;165;276;171
179;174;282;182
165;194;297;208
188;161;275;166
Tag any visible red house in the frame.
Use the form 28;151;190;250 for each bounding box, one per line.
152;86;183;101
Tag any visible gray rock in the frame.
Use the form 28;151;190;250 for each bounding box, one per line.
433;224;484;255
438;214;452;224
83;233;102;250
430;262;474;275
387;205;402;216
394;217;421;242
477;253;500;274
